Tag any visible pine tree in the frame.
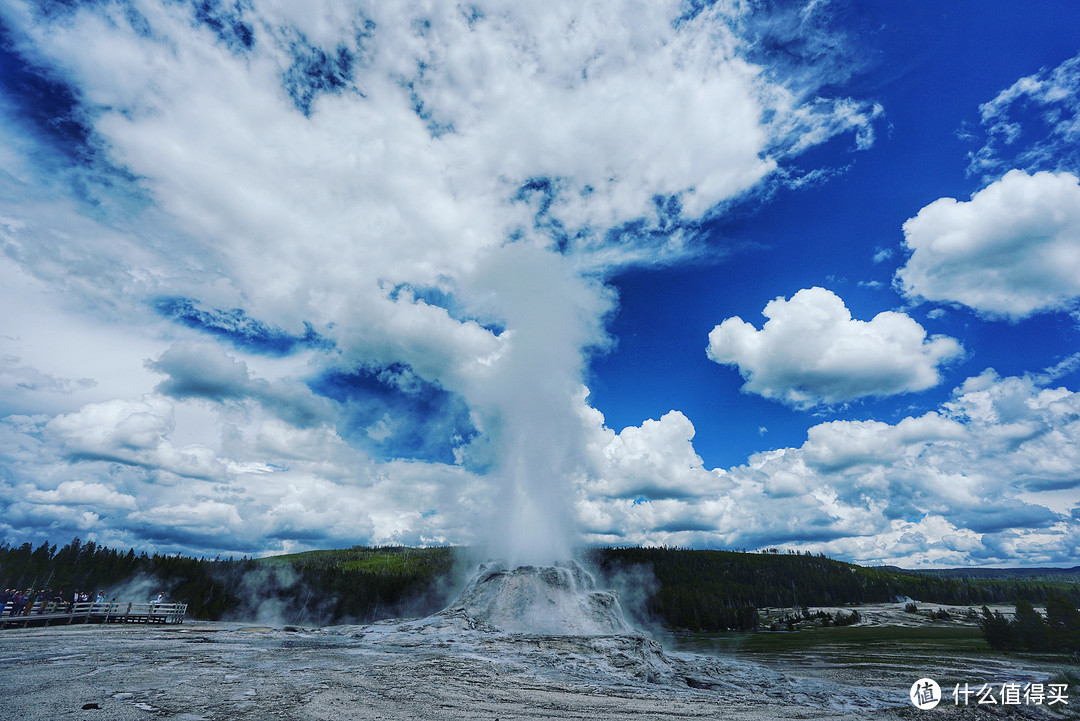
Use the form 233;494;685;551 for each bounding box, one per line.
1045;591;1080;653
1013;600;1051;651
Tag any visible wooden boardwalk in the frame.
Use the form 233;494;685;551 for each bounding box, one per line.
0;600;188;629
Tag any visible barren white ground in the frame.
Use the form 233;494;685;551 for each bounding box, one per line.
0;610;1072;720
1;566;1074;720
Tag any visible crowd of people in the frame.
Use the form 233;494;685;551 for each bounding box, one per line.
0;589;165;616
1;588;97;616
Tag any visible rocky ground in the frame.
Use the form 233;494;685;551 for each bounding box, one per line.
2;569;1074;721
0;617;1074;720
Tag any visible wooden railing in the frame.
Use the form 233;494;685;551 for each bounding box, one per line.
0;600;188;628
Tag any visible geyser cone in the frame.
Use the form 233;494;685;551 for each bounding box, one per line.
441;560;633;636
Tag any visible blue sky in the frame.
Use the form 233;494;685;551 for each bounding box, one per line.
594;1;1080;469
1;0;1078;567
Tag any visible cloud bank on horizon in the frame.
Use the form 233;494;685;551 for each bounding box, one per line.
1;0;1078;567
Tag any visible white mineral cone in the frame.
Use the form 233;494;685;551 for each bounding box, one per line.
440;560;633;636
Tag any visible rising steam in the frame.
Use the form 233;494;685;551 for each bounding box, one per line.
461;244;614;566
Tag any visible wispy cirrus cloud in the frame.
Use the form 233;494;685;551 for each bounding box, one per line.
967;52;1080;180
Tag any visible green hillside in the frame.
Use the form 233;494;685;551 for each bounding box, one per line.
589;547;1080;630
2;539;1078;632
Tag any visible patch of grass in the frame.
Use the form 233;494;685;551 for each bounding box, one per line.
673;624;989;655
674;624;1080;674
1050;666;1080;688
256;546;455;575
341;554;428;574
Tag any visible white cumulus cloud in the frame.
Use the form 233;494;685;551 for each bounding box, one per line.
897;170;1080;319
575;369;1080;566
706;287;962;408
24;480;138;510
0;0;883;556
46;396;225;481
585;409;731;500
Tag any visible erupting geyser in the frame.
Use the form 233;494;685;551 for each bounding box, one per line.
407;558;675;686
339;556;897;709
440;560;631;636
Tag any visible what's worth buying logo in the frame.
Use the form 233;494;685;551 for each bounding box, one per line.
910;678;941;709
910;677;1070;709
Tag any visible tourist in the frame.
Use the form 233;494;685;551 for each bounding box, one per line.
14;590;27;615
38;588;54;614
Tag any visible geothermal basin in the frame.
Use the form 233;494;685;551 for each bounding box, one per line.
0;562;1068;720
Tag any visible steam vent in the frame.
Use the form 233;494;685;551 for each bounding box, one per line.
441;560;632;636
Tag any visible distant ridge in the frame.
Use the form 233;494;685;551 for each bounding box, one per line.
890;566;1080;582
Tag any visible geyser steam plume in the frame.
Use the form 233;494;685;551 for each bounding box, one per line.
463;244;613;567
